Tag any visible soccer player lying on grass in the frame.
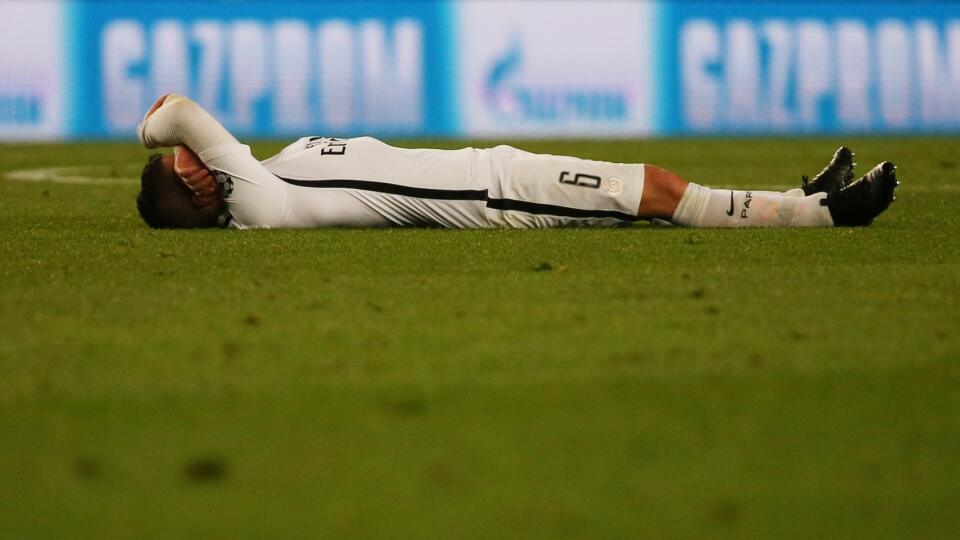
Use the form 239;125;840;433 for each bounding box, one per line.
136;94;898;230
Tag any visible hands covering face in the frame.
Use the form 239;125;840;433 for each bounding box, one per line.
173;145;219;207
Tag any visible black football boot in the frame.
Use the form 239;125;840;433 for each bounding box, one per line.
802;146;855;196
823;161;900;226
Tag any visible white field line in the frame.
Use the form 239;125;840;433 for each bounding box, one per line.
4;166;138;185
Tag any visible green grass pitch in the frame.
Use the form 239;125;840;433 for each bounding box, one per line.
1;137;958;538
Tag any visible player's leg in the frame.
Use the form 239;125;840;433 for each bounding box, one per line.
485;144;896;228
483;144;649;227
643;165;836;227
644;147;898;227
630;146;849;221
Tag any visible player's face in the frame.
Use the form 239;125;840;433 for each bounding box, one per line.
157;154;225;227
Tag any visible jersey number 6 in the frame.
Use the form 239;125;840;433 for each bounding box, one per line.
559;171;601;189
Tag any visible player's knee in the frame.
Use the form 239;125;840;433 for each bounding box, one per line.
644;165;688;200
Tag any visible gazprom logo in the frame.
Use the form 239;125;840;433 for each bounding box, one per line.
484;39;628;123
681;17;960;131
99;18;424;134
0;92;43;125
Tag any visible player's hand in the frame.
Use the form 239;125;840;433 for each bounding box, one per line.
173;145;219;207
137;94;172;148
138;94;192;149
145;93;171;121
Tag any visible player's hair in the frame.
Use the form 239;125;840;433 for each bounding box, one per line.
136;153;220;229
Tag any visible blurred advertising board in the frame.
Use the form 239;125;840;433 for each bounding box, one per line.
0;2;66;140
67;0;456;138
659;1;960;134
453;1;657;137
0;1;958;140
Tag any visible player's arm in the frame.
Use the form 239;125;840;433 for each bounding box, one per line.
137;94;287;227
174;145;219;208
138;94;238;152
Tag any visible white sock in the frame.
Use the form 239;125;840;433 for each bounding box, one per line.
774;188;807;198
671;183;834;228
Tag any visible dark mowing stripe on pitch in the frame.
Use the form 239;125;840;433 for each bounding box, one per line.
276;176;639;222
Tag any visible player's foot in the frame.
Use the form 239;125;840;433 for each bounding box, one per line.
823;161;900;226
802;146;855;196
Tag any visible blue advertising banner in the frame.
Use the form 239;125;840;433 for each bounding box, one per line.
2;0;958;140
66;0;457;137
657;1;960;134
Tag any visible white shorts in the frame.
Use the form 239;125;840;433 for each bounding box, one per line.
479;145;645;228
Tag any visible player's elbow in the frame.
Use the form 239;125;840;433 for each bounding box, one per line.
163;98;203;130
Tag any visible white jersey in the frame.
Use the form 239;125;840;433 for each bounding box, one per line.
140;96;646;230
213;137;646;230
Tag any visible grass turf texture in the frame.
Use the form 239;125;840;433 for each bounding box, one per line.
1;137;958;538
